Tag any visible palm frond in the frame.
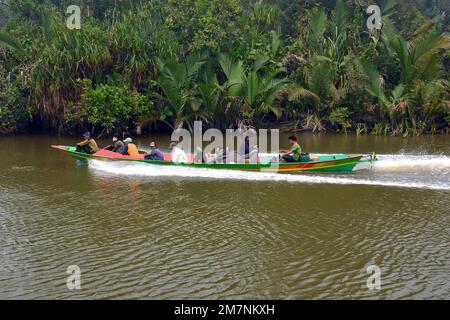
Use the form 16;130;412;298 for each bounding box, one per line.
219;53;244;96
333;0;349;35
253;55;269;73
309;7;326;39
41;9;55;45
381;0;397;15
247;71;259;107
0;29;22;52
411;31;450;64
269;31;281;57
288;85;320;102
356;59;389;109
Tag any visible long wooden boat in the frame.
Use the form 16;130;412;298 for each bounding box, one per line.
51;145;375;173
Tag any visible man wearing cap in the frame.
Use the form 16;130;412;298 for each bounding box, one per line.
124;137;140;157
144;142;164;161
76;132;99;154
169;142;188;163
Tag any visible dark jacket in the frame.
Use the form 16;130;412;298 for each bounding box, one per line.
112;140;126;154
239;139;250;155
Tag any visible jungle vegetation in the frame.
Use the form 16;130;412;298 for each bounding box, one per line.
0;0;449;136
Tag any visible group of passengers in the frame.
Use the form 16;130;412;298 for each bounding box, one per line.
76;131;306;163
111;134;140;157
76;131;186;162
111;134;169;160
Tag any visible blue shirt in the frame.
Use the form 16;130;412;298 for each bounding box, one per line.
146;148;164;161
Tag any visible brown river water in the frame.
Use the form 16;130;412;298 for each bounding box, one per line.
0;134;449;299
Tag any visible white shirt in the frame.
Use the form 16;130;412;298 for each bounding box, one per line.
171;147;188;163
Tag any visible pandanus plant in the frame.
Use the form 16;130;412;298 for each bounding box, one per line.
29;7;112;130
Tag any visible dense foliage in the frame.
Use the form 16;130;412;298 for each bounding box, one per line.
0;0;449;135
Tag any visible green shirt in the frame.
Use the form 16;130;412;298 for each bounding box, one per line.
289;143;302;161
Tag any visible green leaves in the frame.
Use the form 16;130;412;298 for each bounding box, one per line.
219;53;245;97
356;59;389;110
329;107;352;132
78;84;153;132
219;52;288;120
288;85;320;103
41;8;54;45
0;29;23;53
1;0;449;134
269;31;281;57
156;52;222;127
309;7;326;40
333;0;349;35
412;31;450;65
247;71;259;108
382;22;450;85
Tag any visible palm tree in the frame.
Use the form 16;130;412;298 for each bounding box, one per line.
245;68;289;120
381;22;450;85
154;52;212;130
218;53;289;124
194;63;221;124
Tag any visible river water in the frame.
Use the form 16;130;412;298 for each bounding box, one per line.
0;134;449;299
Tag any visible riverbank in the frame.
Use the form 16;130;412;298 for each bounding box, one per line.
2;118;450;138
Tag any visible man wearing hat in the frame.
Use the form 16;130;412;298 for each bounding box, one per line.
144;142;164;161
76;132;99;154
123;137;140;157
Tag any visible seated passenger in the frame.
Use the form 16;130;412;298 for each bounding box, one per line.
76;132;99;154
280;135;303;163
111;134;126;155
169;142;188;163
144;142;164;161
124;137;140;157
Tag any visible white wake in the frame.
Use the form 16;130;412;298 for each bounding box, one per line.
89;154;450;191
